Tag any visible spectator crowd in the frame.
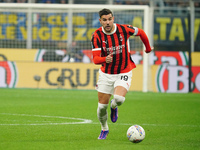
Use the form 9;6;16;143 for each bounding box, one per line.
0;0;199;8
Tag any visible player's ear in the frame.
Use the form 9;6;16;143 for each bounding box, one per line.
99;18;102;24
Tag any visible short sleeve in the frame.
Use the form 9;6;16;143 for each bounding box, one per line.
91;33;101;51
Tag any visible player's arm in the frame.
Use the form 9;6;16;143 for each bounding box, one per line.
136;28;153;53
91;33;112;64
92;50;113;64
92;49;106;64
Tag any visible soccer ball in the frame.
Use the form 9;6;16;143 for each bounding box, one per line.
127;125;145;143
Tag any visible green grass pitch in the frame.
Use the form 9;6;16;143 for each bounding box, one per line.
0;88;199;150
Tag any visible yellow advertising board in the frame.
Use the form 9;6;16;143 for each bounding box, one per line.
1;61;200;93
151;65;159;92
0;48;38;61
1;49;200;93
14;62;143;91
16;62;99;89
192;52;200;66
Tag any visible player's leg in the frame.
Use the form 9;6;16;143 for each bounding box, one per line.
110;71;132;123
97;92;111;131
96;70;114;139
110;86;127;123
111;86;127;108
97;92;111;139
112;71;132;107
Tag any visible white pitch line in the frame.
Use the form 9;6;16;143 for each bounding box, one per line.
0;113;92;126
0;113;199;128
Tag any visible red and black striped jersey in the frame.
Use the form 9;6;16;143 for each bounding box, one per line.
91;23;137;74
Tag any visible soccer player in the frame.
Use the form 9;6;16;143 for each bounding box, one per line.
91;8;153;140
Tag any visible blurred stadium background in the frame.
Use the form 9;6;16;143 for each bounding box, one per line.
0;0;200;93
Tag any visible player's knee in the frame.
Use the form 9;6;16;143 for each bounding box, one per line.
98;103;108;110
97;103;108;115
114;95;125;106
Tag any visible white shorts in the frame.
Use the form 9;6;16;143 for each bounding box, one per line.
96;69;132;95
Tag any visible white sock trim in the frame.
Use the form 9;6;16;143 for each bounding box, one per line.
111;99;117;108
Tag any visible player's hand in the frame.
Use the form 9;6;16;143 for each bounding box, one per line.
145;47;154;53
106;53;113;63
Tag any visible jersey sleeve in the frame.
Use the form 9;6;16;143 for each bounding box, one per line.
91;32;101;51
136;28;152;53
124;24;151;53
124;25;139;36
91;32;106;64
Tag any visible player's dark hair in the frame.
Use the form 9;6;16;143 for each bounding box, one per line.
99;8;113;18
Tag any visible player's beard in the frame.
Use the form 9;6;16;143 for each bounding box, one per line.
104;24;113;33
